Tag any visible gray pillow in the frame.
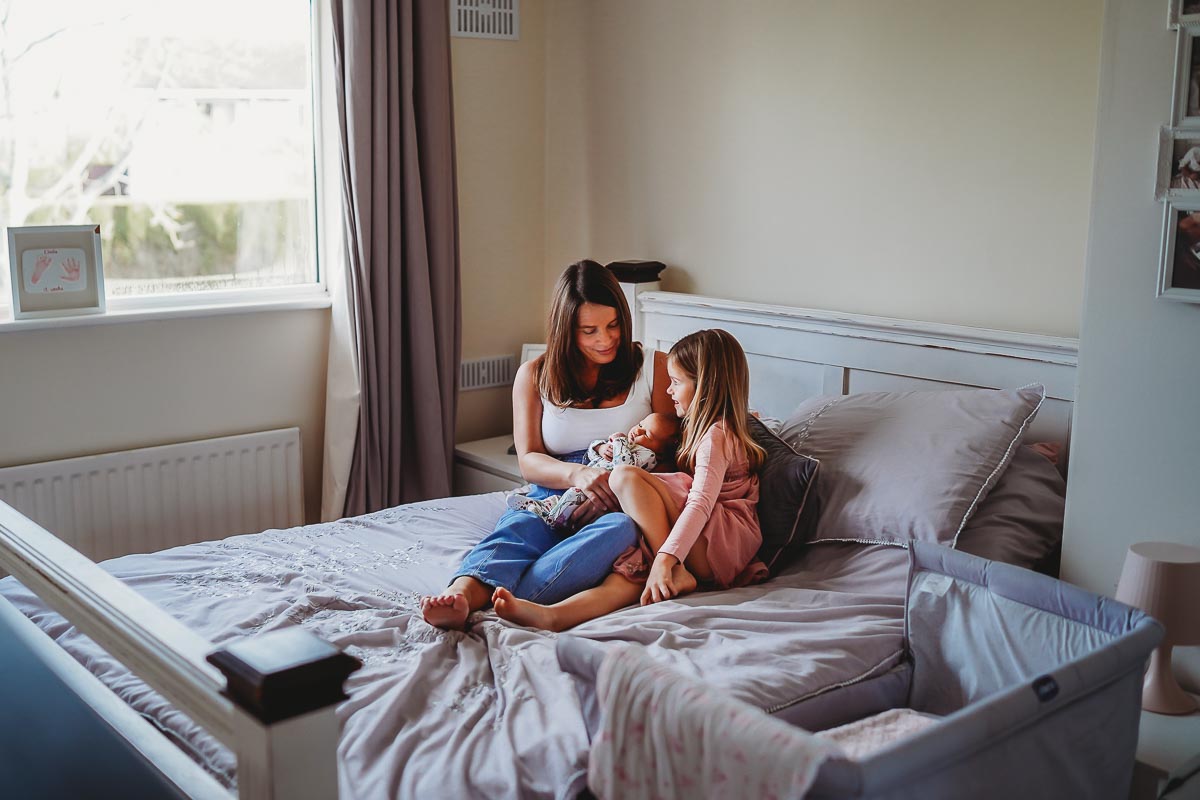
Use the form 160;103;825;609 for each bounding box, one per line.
747;416;820;572
778;385;1045;547
955;445;1065;571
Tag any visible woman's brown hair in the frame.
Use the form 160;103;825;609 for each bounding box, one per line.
537;260;644;407
669;329;765;473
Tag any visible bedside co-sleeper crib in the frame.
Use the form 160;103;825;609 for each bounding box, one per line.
557;542;1163;800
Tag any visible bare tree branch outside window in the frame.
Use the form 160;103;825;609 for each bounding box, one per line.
0;0;316;301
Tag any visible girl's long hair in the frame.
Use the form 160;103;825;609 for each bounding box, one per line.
670;329;765;473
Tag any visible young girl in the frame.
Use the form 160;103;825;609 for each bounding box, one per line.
493;328;766;631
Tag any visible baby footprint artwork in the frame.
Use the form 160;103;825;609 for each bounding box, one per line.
30;254;53;285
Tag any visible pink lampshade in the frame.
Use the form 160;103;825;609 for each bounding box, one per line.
1116;542;1200;645
1115;541;1200;714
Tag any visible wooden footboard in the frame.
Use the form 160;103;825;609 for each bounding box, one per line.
0;500;358;799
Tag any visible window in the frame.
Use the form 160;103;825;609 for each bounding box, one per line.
0;0;319;305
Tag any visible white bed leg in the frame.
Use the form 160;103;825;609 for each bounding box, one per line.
234;707;341;800
208;627;360;800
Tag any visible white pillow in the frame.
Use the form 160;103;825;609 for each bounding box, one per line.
778;385;1045;547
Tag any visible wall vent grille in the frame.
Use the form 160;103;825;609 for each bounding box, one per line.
461;354;516;390
451;0;519;40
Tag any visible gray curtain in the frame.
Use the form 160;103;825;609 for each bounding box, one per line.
332;0;461;515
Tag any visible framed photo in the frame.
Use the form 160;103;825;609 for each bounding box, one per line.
6;224;106;319
1172;26;1200;127
1155;127;1200;199
1158;202;1200;302
520;343;547;364
1170;0;1200;29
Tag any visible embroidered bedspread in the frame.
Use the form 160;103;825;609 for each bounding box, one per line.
0;493;908;799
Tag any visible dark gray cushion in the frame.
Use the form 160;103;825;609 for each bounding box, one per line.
748;415;821;572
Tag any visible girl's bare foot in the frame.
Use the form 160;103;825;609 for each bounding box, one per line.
492;587;564;632
672;564;698;597
420;592;470;629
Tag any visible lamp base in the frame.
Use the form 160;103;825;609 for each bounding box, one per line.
1143;645;1199;715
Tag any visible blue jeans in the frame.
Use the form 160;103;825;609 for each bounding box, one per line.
454;453;638;604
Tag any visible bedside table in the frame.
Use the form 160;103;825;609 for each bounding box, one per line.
454;435;524;495
1131;696;1200;799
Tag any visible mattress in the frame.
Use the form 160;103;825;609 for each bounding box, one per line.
0;492;910;799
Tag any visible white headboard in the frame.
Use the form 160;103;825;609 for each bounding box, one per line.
639;292;1078;463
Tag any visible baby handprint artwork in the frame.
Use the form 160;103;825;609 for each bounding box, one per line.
22;248;88;293
61;257;81;282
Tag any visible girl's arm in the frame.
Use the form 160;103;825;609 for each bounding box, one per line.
657;424;731;563
513;360;619;509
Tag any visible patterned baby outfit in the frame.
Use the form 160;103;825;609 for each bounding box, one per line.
506;434;658;529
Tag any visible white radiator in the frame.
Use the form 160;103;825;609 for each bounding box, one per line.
0;429;303;563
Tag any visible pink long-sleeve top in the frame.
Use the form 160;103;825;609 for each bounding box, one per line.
656;422;761;587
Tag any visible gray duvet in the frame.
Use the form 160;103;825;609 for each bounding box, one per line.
0;493;911;799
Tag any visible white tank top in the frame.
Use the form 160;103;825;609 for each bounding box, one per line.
540;348;657;456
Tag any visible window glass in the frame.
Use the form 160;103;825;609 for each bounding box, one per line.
0;0;317;301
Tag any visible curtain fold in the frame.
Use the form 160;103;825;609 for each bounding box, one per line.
328;0;461;517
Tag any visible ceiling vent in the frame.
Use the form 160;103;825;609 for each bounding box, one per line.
451;0;519;41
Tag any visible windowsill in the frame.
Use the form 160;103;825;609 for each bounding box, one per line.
0;287;332;334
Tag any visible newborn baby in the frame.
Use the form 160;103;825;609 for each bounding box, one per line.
508;412;680;529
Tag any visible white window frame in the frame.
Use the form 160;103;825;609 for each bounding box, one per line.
0;0;341;334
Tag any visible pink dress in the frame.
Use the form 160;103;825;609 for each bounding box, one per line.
614;421;764;588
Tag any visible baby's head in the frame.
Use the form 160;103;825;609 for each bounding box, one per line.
627;412;680;456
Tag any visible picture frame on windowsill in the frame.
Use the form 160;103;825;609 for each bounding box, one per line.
1158;201;1200;303
6;224;106;320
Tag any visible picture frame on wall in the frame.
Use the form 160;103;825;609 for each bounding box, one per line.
1169;0;1200;30
1158;202;1200;302
1155;127;1200;199
1171;25;1200;127
520;342;547;364
6;224;107;320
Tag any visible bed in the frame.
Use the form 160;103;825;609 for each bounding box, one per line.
0;291;1088;799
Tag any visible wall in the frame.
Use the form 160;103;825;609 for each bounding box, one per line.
451;0;548;443
0;2;552;530
0;309;330;523
544;0;1103;338
1062;2;1200;601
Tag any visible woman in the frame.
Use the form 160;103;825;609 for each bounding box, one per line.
422;260;673;629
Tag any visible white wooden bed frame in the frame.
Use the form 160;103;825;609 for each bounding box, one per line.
0;291;1079;799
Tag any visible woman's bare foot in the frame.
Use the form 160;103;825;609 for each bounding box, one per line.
492;587;564;632
420;592;470;630
672;564;698;597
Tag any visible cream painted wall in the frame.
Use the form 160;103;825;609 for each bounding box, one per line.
1063;1;1200;597
0;309;330;523
452;0;548;443
544;0;1103;338
1062;0;1200;690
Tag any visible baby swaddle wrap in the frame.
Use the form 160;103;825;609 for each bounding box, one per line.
589;645;837;800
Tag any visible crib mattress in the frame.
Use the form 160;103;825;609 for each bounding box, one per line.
0;492;909;799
